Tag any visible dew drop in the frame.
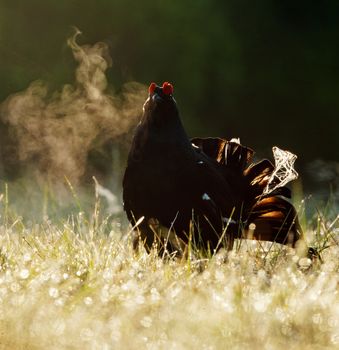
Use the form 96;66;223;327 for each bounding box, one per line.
80;327;94;341
84;296;93;305
140;316;152;328
331;334;339;345
19;269;30;279
49;287;59;298
10;283;21;293
298;257;312;269
23;253;32;262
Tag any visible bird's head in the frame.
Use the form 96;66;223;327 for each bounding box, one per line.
142;82;179;126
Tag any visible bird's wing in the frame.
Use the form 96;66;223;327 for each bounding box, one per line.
178;145;238;240
191;137;253;170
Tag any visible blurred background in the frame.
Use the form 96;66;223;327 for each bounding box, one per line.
0;0;338;216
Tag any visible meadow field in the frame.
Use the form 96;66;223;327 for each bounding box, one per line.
0;184;337;349
0;3;338;349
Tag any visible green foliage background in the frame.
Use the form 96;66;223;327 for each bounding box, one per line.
0;0;338;165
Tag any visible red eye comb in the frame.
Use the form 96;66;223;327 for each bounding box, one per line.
149;82;157;95
162;82;174;95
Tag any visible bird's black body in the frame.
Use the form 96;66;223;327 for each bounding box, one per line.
123;82;302;253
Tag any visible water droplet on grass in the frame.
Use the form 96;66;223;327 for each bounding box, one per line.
10;283;21;293
23;253;32;262
140;316;152;328
80;327;94;341
19;269;30;279
84;296;93;305
49;287;59;298
298;257;312;269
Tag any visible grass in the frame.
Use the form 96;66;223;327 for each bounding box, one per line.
0;185;338;349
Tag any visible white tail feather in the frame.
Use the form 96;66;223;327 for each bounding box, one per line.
264;146;298;195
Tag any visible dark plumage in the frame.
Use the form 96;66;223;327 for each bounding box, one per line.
123;82;302;253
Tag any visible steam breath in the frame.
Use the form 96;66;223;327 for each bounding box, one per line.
0;31;146;186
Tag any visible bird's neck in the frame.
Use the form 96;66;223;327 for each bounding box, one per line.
129;115;192;162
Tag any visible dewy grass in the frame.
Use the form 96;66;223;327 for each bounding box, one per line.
0;185;338;349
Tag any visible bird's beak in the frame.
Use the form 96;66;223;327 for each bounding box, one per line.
151;93;164;103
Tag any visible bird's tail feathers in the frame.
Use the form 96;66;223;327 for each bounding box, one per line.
223;140;253;172
191;137;227;162
191;137;253;171
244;196;301;246
243;159;291;199
191;137;301;246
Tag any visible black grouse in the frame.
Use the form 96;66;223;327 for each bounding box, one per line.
123;82;302;253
